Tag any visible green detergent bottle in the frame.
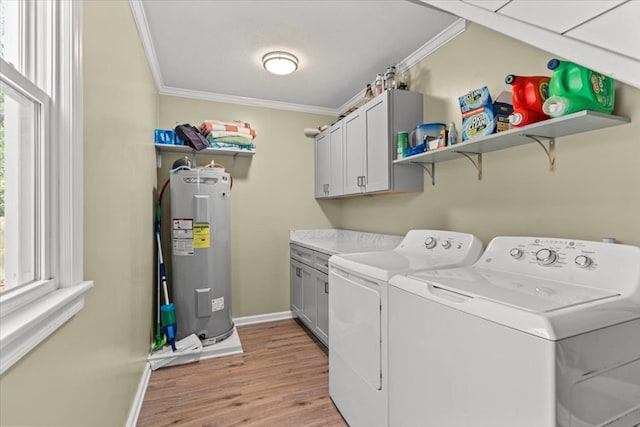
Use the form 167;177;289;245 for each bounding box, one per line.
542;58;615;118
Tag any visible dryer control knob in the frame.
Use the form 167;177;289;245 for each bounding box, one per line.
425;237;437;249
442;240;452;249
574;255;592;268
509;248;524;259
536;249;558;266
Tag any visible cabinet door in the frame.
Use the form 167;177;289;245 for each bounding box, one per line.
343;111;366;195
329;123;344;197
290;259;303;314
315;270;329;345
300;264;315;326
364;95;390;193
314;131;330;198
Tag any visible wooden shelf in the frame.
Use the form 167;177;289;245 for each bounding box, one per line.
393;110;630;185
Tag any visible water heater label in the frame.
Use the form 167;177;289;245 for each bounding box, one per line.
173;218;194;255
173;218;193;230
193;223;210;249
211;297;225;312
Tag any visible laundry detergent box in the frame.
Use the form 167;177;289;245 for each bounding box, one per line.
459;86;496;141
459;86;492;113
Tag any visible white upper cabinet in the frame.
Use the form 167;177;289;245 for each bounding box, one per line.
314;130;330;198
329;123;344;197
342;90;424;197
426;0;640;89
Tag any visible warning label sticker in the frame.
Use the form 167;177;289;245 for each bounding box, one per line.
172;218;194;256
193;223;210;249
173;218;193;230
211;297;225;312
173;238;193;256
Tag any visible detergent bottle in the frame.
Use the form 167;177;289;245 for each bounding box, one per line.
505;74;550;127
542;58;615;118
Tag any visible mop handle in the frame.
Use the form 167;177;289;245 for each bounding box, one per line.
156;231;170;305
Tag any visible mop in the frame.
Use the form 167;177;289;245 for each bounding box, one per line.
152;207;166;352
156;224;177;351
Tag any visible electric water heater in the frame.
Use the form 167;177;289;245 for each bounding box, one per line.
170;167;233;345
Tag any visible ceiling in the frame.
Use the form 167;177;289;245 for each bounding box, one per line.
131;1;463;116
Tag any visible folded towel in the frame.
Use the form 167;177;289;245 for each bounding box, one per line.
207;135;253;146
208;139;256;151
200;120;256;139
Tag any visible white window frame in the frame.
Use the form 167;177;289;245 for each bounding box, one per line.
0;0;92;375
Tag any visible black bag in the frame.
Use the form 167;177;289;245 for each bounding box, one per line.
175;124;208;151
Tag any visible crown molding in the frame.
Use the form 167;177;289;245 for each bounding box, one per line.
159;86;339;116
396;18;468;72
129;0;163;91
337;18;467;114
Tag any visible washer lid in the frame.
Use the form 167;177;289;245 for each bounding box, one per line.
330;251;441;281
408;267;619;313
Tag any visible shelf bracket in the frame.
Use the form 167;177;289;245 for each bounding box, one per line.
421;163;436;186
453;151;482;180
232;152;238;172
522;134;556;172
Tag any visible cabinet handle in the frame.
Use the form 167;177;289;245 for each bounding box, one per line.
324;282;329;294
296;267;301;277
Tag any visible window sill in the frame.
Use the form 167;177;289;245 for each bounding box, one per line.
0;281;94;375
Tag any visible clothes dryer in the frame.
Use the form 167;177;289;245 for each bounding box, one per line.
388;236;640;427
328;230;483;427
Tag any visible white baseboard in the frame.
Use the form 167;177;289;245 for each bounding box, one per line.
125;361;151;427
233;310;294;326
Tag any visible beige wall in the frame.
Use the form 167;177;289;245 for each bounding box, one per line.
339;23;640;247
0;1;158;426
158;97;339;317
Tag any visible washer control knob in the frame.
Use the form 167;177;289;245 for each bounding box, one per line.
509;248;524;259
442;240;452;249
535;249;558;266
425;237;437;249
574;255;592;268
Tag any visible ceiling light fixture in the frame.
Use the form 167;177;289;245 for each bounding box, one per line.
262;51;298;75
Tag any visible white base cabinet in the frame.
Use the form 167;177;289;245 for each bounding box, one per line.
290;243;330;346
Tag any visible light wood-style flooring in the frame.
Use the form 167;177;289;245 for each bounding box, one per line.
137;319;347;426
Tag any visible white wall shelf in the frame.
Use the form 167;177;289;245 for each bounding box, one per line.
155;143;255;168
393;110;630;185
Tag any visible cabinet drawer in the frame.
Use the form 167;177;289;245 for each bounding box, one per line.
290;244;314;265
313;252;331;274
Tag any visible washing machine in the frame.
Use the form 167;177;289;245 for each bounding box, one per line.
388;236;640;427
328;230;483;427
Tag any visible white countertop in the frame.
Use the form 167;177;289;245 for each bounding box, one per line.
290;229;403;255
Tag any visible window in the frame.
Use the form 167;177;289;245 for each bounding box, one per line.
0;0;92;375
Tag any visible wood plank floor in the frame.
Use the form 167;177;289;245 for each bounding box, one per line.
137;319;347;427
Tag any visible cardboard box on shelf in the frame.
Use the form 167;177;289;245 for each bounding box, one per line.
493;91;513;133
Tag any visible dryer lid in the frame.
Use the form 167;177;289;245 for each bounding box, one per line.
408;267;619;313
331;251;440;281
